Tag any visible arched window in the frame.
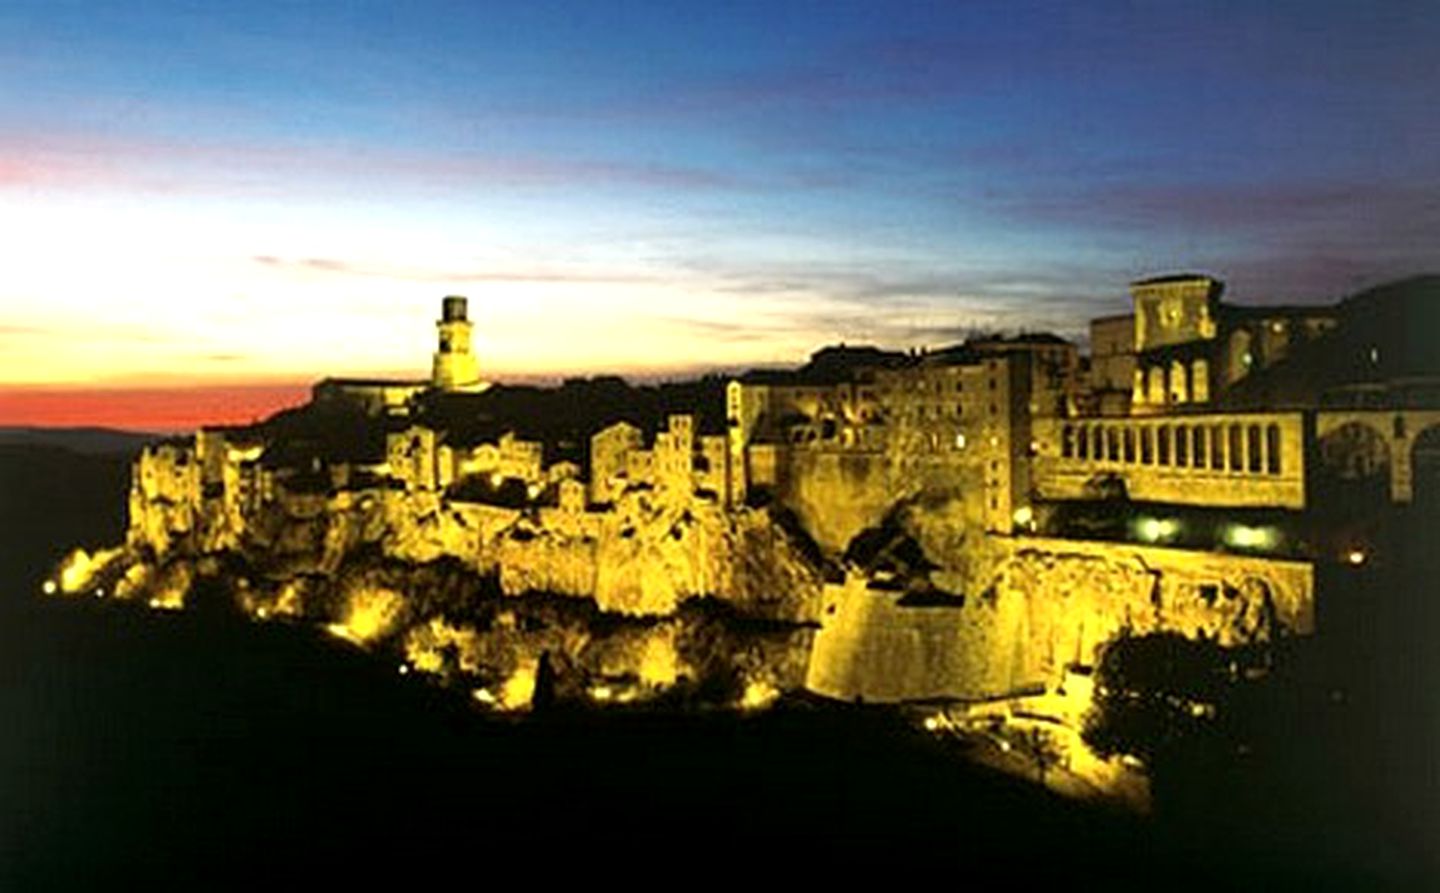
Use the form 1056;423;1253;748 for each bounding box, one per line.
1191;358;1210;403
1266;424;1281;474
1169;360;1188;403
1148;367;1166;405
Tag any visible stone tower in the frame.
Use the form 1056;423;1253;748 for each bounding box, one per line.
431;296;483;392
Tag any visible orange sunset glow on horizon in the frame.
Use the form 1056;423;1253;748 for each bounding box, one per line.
0;384;313;433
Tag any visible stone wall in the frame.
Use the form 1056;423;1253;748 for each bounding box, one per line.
806;536;1314;704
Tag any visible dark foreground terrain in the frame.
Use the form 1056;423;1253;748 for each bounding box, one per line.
0;594;1367;887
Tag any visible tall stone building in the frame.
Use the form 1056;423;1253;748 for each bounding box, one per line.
432;295;485;392
1088;313;1136;417
311;296;490;415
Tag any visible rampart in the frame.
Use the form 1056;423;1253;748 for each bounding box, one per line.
806;536;1314;703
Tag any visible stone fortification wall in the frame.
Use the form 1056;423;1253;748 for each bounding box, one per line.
806;536;1313;703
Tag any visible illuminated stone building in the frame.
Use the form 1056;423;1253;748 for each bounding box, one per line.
590;415;733;506
1127;273;1337;414
725;341;1043;539
310;296;489;416
1034;274;1440;560
1087;313;1136;417
431;295;486;393
590;420;643;505
969;333;1080;418
311;378;425;417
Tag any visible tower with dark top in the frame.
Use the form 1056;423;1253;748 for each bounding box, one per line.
431;295;483;391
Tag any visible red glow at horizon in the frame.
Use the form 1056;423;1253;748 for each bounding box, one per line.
0;385;311;432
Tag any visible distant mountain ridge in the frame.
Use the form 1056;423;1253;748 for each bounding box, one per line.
0;426;163;454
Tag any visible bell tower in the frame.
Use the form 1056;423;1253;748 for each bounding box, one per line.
431;295;483;392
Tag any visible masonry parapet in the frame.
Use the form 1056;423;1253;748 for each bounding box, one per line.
1033;411;1307;509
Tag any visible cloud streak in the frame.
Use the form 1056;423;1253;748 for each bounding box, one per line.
250;254;669;286
0;132;752;199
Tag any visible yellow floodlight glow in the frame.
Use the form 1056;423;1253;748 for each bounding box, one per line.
1346;549;1366;566
325;622;359;643
41;580;57;595
638;635;679;687
500;664;537;710
1012;506;1034;529
331;587;405;644
147;590;183;611
57;547;122;594
740;680;779;711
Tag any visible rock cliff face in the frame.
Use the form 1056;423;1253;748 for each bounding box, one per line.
130;484;824;619
807;534;1313;704
106;436;827;709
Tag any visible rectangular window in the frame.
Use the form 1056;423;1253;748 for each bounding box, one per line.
1175;426;1189;466
1229;425;1243;471
1141;427;1154;464
1211;425;1225;470
1193;427;1206;467
1158;426;1171;466
1266;425;1281;474
1123;427;1136;463
1248;425;1262;473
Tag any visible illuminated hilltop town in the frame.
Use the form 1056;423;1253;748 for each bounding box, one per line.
55;275;1440;799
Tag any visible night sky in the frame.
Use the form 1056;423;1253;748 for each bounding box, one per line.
2;1;1437;428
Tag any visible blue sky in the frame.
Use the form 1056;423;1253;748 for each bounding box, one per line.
1;0;1436;392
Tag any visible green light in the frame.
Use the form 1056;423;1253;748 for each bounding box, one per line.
1225;524;1275;549
1136;517;1179;542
